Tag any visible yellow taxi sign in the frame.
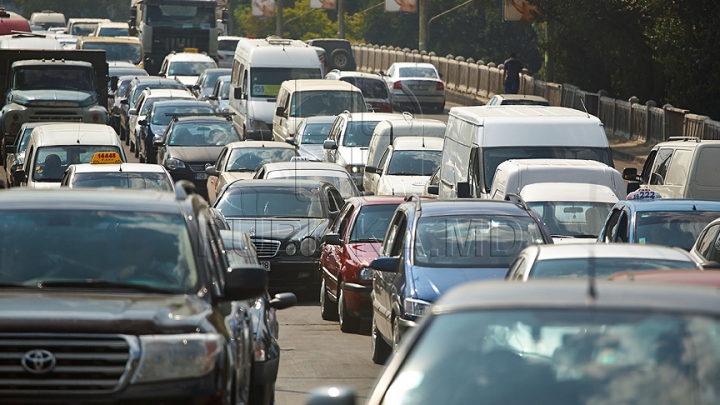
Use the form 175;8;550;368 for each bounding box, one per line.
184;47;199;53
90;152;123;164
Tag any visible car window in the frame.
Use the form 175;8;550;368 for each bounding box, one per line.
168;123;241;146
152;105;214;125
695;147;720;187
635;211;720;250
650;148;674;185
226;148;296;172
696;224;720;261
615;211;629;242
71;172;173;191
665;149;692;186
398;66;438;78
603;208;622;242
215;187;325;218
507;256;527;280
328;188;345;213
531;257;695;278
301;122;333;144
33;146;123;182
349;204;399;243
387;150;442;176
337;204;355;238
290;91;366;117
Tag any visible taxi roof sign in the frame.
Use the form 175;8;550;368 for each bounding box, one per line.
90;152;123;164
627;187;661;200
184;47;199;53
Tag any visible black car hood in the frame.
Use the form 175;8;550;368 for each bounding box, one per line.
227;217;329;240
0;292;214;334
167;146;225;164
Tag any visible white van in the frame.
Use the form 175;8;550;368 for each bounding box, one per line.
229;37;324;140
363;118;446;192
16;123;126;188
272;79;366;142
490;159;625;201
437;106;614;199
30;11;66;30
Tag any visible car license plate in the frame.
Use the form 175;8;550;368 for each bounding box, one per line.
260;261;271;271
195;173;208;180
411;85;429;91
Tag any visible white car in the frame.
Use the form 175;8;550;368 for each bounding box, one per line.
159;52;218;88
61;162;174;191
217;36;243;68
371;137;443;196
128;88;195;158
506;243;701;281
380;62;445;113
519;182;619;244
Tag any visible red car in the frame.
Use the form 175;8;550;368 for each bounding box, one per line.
320;195;404;332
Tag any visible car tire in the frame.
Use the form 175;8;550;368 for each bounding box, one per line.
371;312;392;365
330;48;352;70
338;287;360;333
320;278;338;321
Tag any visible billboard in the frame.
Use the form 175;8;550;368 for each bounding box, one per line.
310;0;337;9
252;0;275;18
385;0;417;13
503;0;538;22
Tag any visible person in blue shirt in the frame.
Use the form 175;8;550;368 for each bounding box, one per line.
502;53;523;95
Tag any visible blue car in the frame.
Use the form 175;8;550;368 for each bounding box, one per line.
597;198;720;250
369;197;552;364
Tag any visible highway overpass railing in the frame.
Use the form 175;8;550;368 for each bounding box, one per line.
352;43;720;143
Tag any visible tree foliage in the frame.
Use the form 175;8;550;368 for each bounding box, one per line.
4;0;130;21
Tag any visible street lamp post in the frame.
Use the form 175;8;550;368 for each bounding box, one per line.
423;0;475;51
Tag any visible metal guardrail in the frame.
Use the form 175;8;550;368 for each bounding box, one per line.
352;43;720;143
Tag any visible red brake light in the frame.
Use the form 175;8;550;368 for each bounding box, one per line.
436;82;444;91
393;81;402;90
218;54;224;60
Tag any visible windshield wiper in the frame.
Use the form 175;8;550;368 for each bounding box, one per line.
551;234;576;238
349;238;381;243
37;280;179;294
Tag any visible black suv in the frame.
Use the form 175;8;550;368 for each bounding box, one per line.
306;39;357;71
0;186;267;404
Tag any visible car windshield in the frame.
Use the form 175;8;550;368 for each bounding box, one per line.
349;204;399;243
266;169;356;198
530;258;695;278
71;23;100;36
146;5;215;28
71;172;173;191
382;309;720;405
17;127;34;153
300;122;333;144
152;105;214;125
33;146;123;182
342;121;381;147
142;97;190;115
167;122;241;146
226;148;296;172
482;147;613;190
13;66;94;91
387;150;442;176
219;81;231;99
250;68;322;97
398;66;438;78
216;188;325;218
291;91;367;117
527;201;614;238
340;77;389;99
635;211;719;250
98;27;129;37
219;39;240;51
83;42;142;65
130;82;186;105
201;70;230;88
0;210;198;293
414;215;544;268
169;61;217;76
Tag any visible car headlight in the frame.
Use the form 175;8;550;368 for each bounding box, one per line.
404;298;431;317
132;334;224;383
254;340;266;362
344;164;363;174
360;267;373;280
300;237;317;256
165;157;185;170
248;119;269;131
286;242;297;256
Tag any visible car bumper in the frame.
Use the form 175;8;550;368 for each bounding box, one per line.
391;93;445;105
252;355;279;386
265;260;320;291
341;281;372;318
168;171;209;196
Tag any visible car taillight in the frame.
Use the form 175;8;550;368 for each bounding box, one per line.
436;82;444;91
393;81;402;90
218;54;224;60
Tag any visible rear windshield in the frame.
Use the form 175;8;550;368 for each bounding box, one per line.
98;27;129;37
300;122;333;144
387;150;441;176
83;42;141;65
399;66;438;78
635;211;720;250
152;105;215;125
340;77;388;99
219;39;240;51
71;172;173;191
226;147;296;172
130;82;186;105
530;257;695;278
168;61;217;76
290;91;367;117
167;122;241;146
342;121;381;147
216;188;325;218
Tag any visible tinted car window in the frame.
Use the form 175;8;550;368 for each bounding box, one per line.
381;310;720;405
71;172;173;191
219;39;240;51
340;77;388;99
635;211;719;250
290;91;367;117
300;122;333;144
349;204;399;243
414;215;544;268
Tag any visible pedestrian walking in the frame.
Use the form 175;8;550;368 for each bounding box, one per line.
503;53;523;94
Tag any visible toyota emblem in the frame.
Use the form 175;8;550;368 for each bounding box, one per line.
21;349;57;374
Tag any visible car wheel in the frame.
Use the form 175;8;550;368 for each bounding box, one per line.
371;312;392;365
330;48;352;70
338;288;360;333
320;278;338;321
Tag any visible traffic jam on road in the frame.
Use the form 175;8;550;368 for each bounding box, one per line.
2;6;720;405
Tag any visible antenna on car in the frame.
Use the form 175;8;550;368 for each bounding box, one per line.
404;194;422;212
579;98;590;118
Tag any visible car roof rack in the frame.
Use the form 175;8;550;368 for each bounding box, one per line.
504;193;532;212
667;136;700;142
168;112;235;121
404;194;422;212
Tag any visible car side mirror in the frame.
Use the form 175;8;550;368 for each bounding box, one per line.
378;70;385;76
152;135;164;146
622;167;638;180
205;166;220;176
138;119;147;126
360;190;374;196
192;84;200;90
208;95;218;101
456;181;471;198
12;168;25;184
276;107;286;117
324;232;342;246
364;166;376;174
120;99;128;105
626;182;640;194
128;108;137;115
701;261;720;270
269;292;297;310
223;265;268;301
221;8;230;23
370;257;400;273
323;139;337;150
284;136;297;146
427;184;439;195
306;386;356;405
234;87;245;100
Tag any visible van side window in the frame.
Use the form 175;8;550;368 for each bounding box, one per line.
664;149;692;187
640;149;656;184
694;147;720;187
649;148;673;185
468;147;480;196
231;60;241;86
